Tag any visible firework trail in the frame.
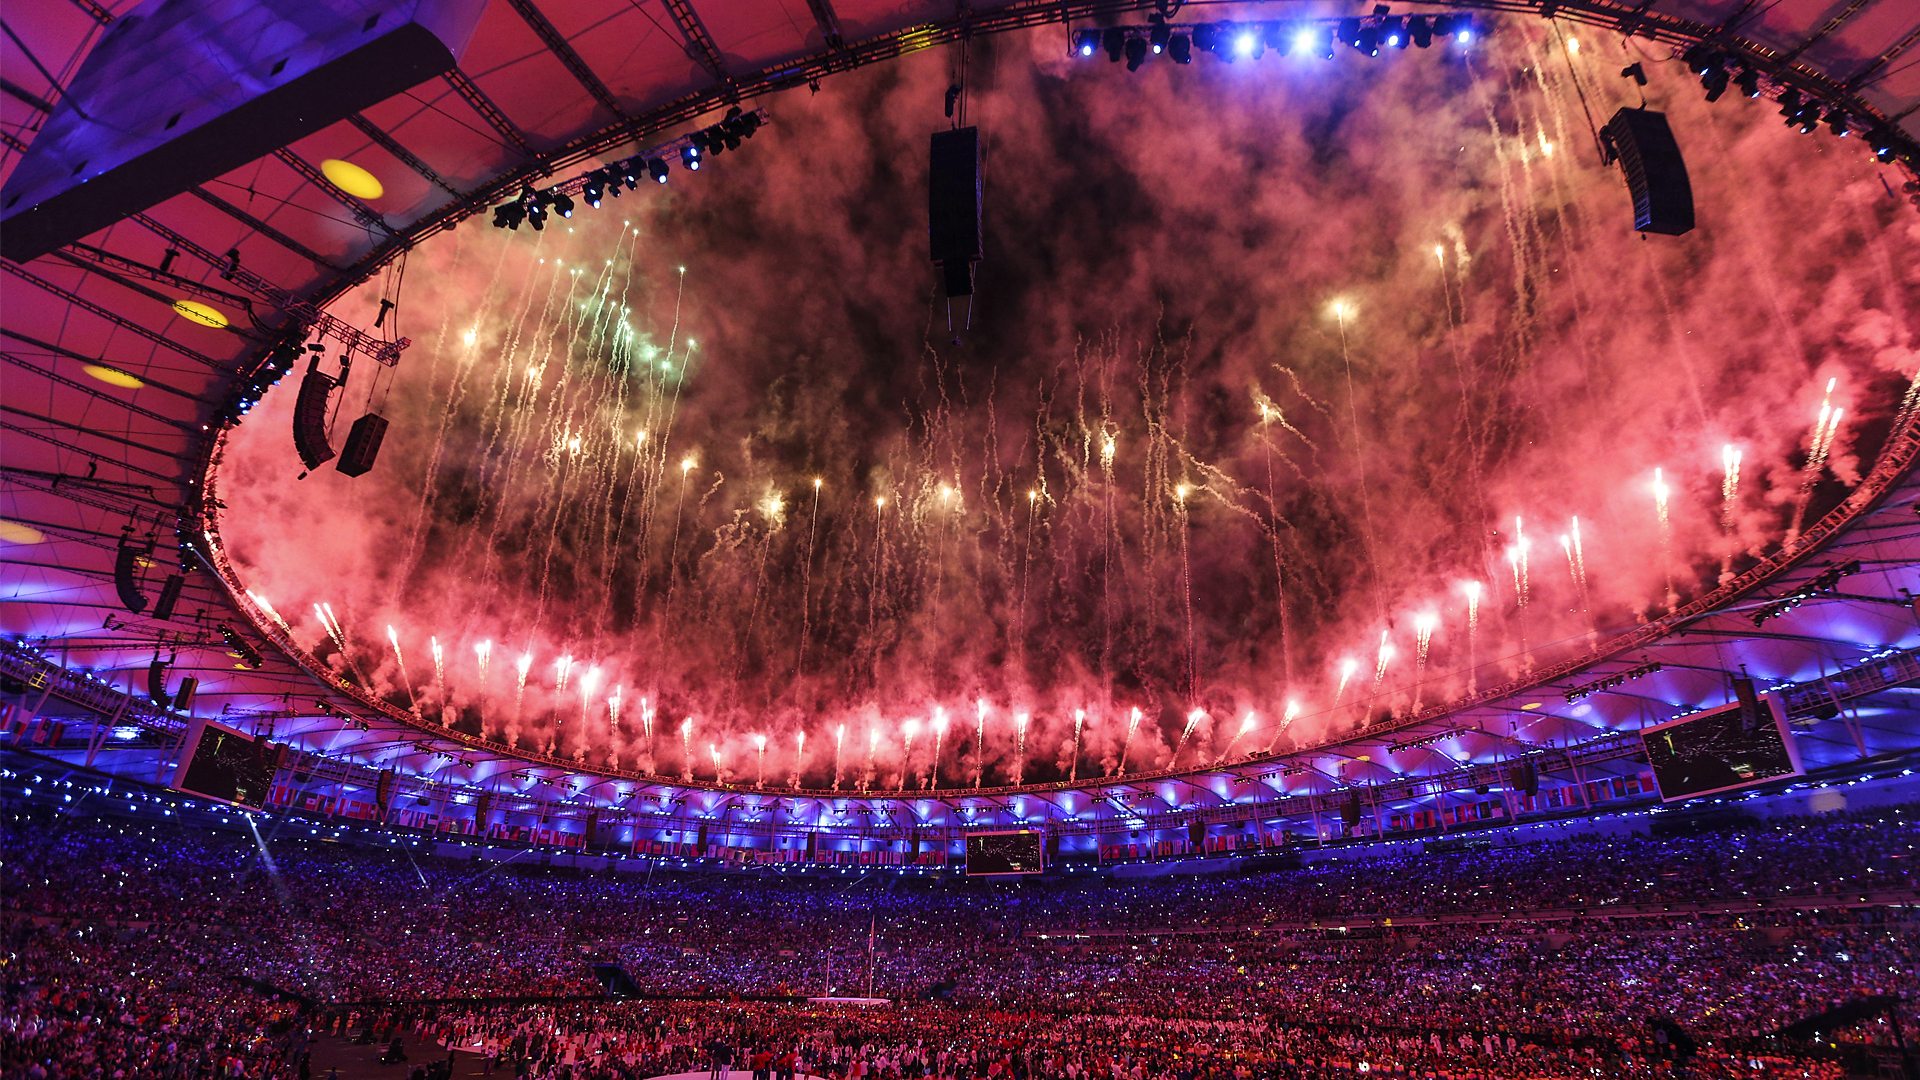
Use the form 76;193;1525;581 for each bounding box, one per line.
1264;700;1302;753
865;496;889;679
246;591;291;634
862;725;879;791
1461;580;1483;691
608;684;622;731
1016;489;1039;668
832;723;846;791
1569;517;1589;605
794;477;823;684
1652;468;1676;608
554;654;575;694
429;636;445;691
1118;706;1143;775
709;743;723;783
973;698;987;787
1510;516;1530;608
930;708;948;791
792;729;806;789
473;639;492;684
901;718;920;788
1172;707;1206;765
640;697;655;771
1371;630;1395;699
680;717;693;782
1174;484;1197;700
657;457;696;649
1069;708;1086;781
386;625;419;715
1336;656;1359;703
1721;444;1742;528
1256;401;1294;686
1219;711;1257;763
754;733;767;787
1413;612;1437;707
1014;711;1030;785
578;665;601;731
513;651;533;730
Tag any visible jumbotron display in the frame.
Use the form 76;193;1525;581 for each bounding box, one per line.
171;718;281;809
964;830;1046;875
1642;696;1803;801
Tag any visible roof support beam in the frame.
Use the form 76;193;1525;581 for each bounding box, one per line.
806;0;846;49
662;0;732;86
271;150;400;239
345;114;465;199
505;0;626;118
185;187;344;272
442;70;535;156
0;262;226;372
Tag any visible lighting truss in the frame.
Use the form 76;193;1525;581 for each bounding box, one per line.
1071;11;1483;67
490;106;771;231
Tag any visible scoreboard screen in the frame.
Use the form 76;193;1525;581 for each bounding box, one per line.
171;718;281;809
1641;695;1802;802
965;830;1044;876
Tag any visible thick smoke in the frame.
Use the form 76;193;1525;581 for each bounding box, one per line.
214;23;1920;789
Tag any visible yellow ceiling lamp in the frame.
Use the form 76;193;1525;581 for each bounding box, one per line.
0;520;46;545
82;363;144;389
321;158;384;200
171;299;229;329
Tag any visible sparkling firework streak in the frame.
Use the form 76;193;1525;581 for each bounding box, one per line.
579;665;602;727
832;723;846;791
1219;710;1257;763
514;651;533;717
680;717;694;781
1336;656;1359;702
1413;612;1437;710
1372;630;1395;695
973;698;987;787
1808;378;1844;474
901;718;920;788
640;697;655;766
553;654;575;693
863;725;879;791
1461;580;1483;692
245;591;290;633
1509;516;1530;607
314;603;348;653
754;733;767;787
1652;468;1675;606
1265;699;1302;752
1119;706;1142;775
792;729;806;789
430;636;445;689
473;639;492;683
930;708;949;791
1569;517;1589;605
1014;711;1031;785
709;742;723;782
1070;708;1085;781
1173;707;1206;764
386;625;419;714
607;685;622;730
1721;444;1742;528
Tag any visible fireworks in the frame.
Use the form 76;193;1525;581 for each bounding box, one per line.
1721;444;1742;527
1336;656;1359;702
1372;630;1395;696
754;733;767;787
833;723;846;791
1173;707;1206;764
1119;706;1142;775
792;729;806;789
608;685;622;730
902;717;920;787
1014;711;1031;785
429;636;445;688
931;708;949;791
1508;516;1530;608
1068;708;1086;781
709;742;723;781
474;639;492;683
680;717;694;781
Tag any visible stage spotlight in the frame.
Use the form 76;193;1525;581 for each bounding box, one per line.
1356;26;1379;56
1073;29;1099;57
648;157;670;183
1455;23;1474;44
1824;109;1849;137
582;173;604;208
1682;45;1713;75
1169;32;1191;64
1292;25;1324;56
1702;66;1729;102
1793;102;1822;133
1408;15;1433;48
1338;18;1362;48
551;192;574;218
491;202;524;230
526;201;548;231
1149;22;1170;55
1125;36;1148;71
1869;129;1897;162
1776;88;1801;120
1234;29;1261;59
681;145;702;171
1381;16;1407;49
1431;14;1455;38
618;160;638;190
1103;27;1125;61
1192;23;1218;54
1735;67;1761;98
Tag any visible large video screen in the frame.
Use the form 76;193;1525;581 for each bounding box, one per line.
171;719;280;809
1641;696;1802;802
965;830;1044;876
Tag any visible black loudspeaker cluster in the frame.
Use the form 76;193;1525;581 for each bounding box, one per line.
114;538;151;614
928;127;982;299
1604;108;1694;236
336;413;388;477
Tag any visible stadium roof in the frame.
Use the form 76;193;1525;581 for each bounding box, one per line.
2;0;1917;840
